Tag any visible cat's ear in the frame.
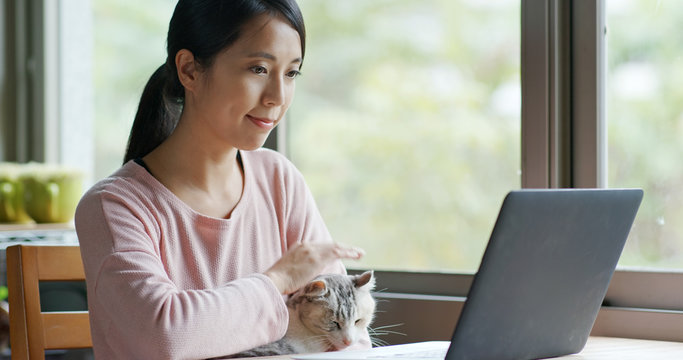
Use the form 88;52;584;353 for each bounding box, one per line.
303;280;328;297
354;271;375;290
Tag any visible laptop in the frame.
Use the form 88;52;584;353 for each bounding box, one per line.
294;188;643;360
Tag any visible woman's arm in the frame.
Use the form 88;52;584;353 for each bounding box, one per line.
76;189;288;359
95;251;286;359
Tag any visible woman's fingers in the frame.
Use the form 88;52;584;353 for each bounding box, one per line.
264;242;365;294
332;244;365;260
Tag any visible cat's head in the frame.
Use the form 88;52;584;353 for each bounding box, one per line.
289;271;376;351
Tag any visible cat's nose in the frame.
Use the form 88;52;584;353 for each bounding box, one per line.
343;339;352;346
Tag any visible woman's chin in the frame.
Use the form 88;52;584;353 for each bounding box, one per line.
238;133;275;151
238;140;269;152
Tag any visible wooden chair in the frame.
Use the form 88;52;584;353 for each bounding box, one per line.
6;245;92;359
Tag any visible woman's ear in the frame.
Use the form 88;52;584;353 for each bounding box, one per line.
175;49;200;92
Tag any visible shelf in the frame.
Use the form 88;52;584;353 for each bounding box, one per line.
0;222;74;232
0;223;77;249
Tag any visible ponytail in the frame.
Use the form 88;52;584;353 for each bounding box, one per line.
123;63;183;164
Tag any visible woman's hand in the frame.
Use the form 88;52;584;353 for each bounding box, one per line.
264;242;365;294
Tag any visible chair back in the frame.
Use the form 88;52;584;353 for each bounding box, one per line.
6;245;92;359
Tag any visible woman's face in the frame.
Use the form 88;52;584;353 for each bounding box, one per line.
187;14;302;151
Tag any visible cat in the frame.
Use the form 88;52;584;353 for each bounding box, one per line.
229;271;376;357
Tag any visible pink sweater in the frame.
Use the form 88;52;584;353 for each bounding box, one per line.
75;149;345;359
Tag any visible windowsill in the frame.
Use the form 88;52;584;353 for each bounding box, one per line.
371;290;683;344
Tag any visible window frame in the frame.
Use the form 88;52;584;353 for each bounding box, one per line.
1;0;45;162
3;0;683;345
361;0;683;344
1;0;94;178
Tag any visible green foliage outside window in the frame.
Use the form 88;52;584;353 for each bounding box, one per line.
606;0;683;268
290;0;520;271
91;0;683;271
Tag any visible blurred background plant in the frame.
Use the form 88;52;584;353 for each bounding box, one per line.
91;0;683;271
289;0;519;271
605;0;683;267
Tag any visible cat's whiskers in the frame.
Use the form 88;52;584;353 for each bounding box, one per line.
370;337;390;347
370;323;404;332
368;323;407;337
367;323;406;348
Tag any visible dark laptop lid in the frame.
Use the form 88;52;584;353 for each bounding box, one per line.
447;188;643;360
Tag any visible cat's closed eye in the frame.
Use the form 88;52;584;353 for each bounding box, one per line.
331;321;341;330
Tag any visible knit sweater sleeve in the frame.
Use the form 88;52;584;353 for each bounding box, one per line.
75;180;288;359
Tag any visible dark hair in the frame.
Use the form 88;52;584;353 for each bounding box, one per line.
123;0;306;163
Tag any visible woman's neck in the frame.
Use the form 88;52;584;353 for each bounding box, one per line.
142;122;245;218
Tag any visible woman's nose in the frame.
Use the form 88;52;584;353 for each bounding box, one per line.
263;77;286;107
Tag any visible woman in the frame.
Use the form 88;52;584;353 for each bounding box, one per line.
75;0;367;358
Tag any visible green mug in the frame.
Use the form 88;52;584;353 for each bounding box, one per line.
0;163;33;224
19;165;83;223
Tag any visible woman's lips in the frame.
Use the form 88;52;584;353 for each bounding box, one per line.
247;115;275;130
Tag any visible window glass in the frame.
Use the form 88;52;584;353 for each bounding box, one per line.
290;0;521;272
606;0;683;268
91;0;520;272
93;0;175;179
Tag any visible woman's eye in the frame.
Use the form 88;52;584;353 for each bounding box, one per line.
286;70;301;79
250;66;267;75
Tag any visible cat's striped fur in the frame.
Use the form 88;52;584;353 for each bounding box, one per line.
229;271;376;357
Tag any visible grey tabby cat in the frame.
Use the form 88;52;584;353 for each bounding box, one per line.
229;271;376;357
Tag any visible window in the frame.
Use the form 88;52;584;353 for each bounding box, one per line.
90;0;522;273
4;0;683;345
93;0;175;179
290;0;521;272
606;0;683;269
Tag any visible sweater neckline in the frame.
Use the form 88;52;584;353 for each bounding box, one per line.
127;152;250;224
